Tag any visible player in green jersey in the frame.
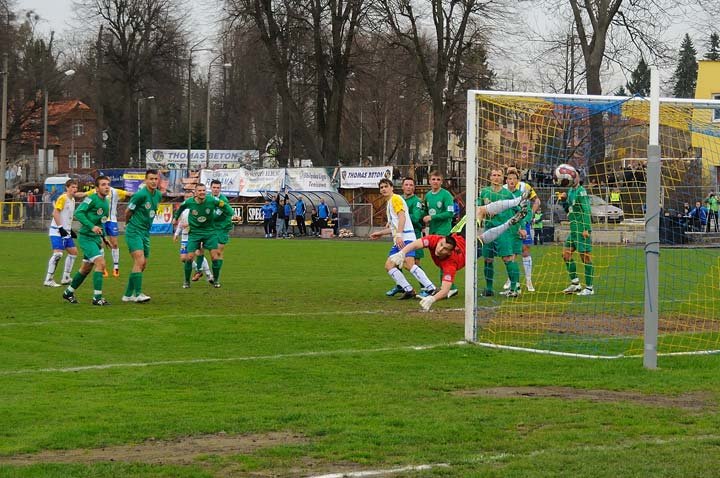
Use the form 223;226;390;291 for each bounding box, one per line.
122;169;162;303
62;176;111;306
479;168;521;297
558;165;594;296
172;183;237;289
423;170;458;296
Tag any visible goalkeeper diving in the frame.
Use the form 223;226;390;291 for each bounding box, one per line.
389;194;529;311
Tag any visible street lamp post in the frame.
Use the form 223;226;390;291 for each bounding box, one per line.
184;41;211;177
0;54;8;202
42;69;75;178
205;56;231;169
137;95;155;168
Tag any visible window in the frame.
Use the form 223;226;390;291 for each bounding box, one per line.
68;153;77;168
82;152;92;169
713;94;720;122
73;121;84;137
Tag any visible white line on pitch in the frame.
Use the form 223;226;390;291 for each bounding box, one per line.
0;341;467;376
307;433;720;477
0;309;408;328
307;463;450;478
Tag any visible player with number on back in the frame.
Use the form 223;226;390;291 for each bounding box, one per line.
44;179;79;287
555;163;594;296
122;169;162;303
62;176;111;305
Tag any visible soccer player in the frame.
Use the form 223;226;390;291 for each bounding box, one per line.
422;170;457;295
172;183;237;288
386;177;428;297
479;168;521;297
62;176;111;305
173;206;214;283
122;169;162;303
44;179;79;287
370;178;435;300
502;167;540;293
559;165;594;295
78;186;132;277
390;205;528;311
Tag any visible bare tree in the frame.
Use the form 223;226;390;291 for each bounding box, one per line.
375;0;505;173
75;0;187;166
224;0;364;166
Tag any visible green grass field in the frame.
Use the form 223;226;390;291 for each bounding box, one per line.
1;231;719;477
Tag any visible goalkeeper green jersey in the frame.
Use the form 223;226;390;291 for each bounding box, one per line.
75;192;110;236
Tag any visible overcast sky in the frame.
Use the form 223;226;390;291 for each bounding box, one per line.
14;0;715;95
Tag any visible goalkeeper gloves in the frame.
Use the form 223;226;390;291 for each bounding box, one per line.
58;227;69;237
419;295;436;311
388;251;405;267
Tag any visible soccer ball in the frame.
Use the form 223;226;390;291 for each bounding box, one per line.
554;164;578;187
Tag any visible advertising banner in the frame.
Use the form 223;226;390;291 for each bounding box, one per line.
339;166;393;189
285;168;335;191
145;149;260;170
198;168;285;197
150;203;174;235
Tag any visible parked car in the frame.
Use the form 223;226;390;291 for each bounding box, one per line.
552;194;624;223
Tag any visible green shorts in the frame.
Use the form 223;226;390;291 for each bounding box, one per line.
216;230;230;245
564;231;593;253
125;230;151;258
482;230;514;258
78;234;104;262
188;231;218;252
415;248;425;260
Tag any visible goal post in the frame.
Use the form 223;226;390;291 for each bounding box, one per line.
464;86;720;362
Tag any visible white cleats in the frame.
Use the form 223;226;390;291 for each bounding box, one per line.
44;279;61;287
576;287;595;296
562;282;582;294
135;293;151;303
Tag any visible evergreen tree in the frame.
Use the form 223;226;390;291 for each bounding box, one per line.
615;86;628;96
626;58;651;96
704;32;720;61
672;34;698;98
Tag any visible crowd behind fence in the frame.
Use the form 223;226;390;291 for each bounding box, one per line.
2;185;718;238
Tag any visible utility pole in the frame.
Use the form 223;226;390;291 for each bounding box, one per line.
0;54;8;202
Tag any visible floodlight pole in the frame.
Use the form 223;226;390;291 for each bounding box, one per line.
0;54;8;202
137;95;154;168
643;67;660;370
205;56;231;168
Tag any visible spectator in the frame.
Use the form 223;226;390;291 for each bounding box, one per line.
317;199;329;229
532;209;544;245
328;207;339;236
269;195;278;236
295;197;307;236
680;202;692;230
284;200;293;236
276;198;287;238
42;189;52;217
688;200;708;232
261;199;274;238
310;207;321;236
704;192;719;233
